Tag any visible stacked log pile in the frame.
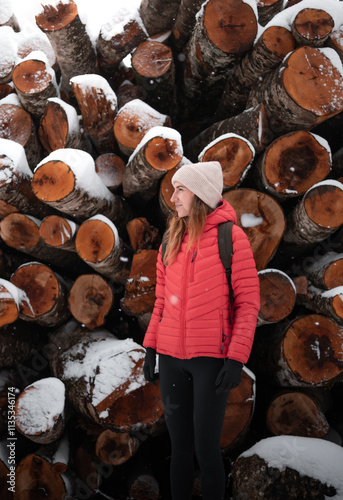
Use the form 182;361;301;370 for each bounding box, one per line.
1;0;343;498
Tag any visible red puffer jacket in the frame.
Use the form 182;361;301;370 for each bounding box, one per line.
143;200;260;364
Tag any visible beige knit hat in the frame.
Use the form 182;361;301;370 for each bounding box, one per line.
171;161;223;209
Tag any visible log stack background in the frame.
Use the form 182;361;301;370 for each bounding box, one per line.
1;0;343;498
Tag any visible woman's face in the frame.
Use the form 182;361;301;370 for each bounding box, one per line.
171;182;195;217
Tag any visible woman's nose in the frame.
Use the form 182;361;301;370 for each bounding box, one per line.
170;191;176;202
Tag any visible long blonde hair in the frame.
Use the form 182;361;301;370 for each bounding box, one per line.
163;195;213;265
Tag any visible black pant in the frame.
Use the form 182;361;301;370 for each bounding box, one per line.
159;354;230;500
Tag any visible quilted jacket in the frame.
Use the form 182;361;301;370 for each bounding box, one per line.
143;200;260;364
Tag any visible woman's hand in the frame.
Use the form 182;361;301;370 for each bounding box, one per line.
143;348;159;385
215;358;243;395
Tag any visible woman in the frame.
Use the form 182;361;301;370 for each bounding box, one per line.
143;161;260;500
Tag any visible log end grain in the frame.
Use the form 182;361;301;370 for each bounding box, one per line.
32;160;75;202
0;213;40;249
75;218;116;263
39;215;74;248
132;40;173;77
12;59;52;94
35;0;78;32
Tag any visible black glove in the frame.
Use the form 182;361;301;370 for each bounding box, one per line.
215;358;243;395
143;348;159;385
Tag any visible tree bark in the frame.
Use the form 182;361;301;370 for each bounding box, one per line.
253;130;332;201
257;269;296;327
113;98;171;157
171;0;204;52
131;40;176;116
222;188;286;271
123;127;183;203
184;104;269;162
139;0;181;36
74;215;133;284
198;133;255;190
95;153;125;193
10;261;70;327
291;8;334;47
296;280;343;326
126;217;161;252
35;0;98;103
0;321;36;367
257;0;283;27
247;46;343;138
300;251;343;290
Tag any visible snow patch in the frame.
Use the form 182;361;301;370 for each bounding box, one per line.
241;213;263;228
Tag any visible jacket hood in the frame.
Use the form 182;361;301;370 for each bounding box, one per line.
205;199;237;229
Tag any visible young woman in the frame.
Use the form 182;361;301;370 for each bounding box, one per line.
143;161;260;500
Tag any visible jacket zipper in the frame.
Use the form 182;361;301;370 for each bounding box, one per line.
180;250;193;358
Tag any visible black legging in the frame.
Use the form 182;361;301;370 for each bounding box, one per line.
159;354;230;500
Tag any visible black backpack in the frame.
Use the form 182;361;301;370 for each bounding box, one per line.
161;221;234;316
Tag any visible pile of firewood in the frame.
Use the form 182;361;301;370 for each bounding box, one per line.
1;0;343;498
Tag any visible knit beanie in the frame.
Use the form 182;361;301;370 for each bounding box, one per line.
171;161;223;209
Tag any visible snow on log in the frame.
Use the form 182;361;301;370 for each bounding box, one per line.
75;214;133;284
266;390;330;438
257;269;296;327
10;261;70;327
0;0;19;32
300;251;343;290
50;327;164;432
139;0;181;36
216;25;295;120
0;26;17;84
131;40;175;116
231;435;343;500
38;97;84;153
31;148;131;231
171;0;204;52
291;7;334;47
296;280;343;325
247;46;343;137
15;377;65;444
0;278;29;327
220;366;256;452
12;51;58;119
181;0;258;118
120;249;158;317
222;188;286;271
96;7;148;75
283;180;343;248
39;214;78;252
198;133;255;190
68;274;114;329
95;153;125;193
70;74;118;154
113;98;171;157
185;104;269;162
257;0;283;27
0;138;48;218
253;131;332;201
35;0;98;102
123;126;183;203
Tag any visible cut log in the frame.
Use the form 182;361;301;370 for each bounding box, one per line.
257;0;283;27
231;436;343;500
39;215;78;252
50;328;164;431
31;148;131;231
257;269;296;327
75;215;133;284
296;280;343;325
265;313;343;387
126;217;161;252
184;104;269;162
158;165;179;218
116;80;144;109
127;465;160;500
171;0;204;52
253;130;332;201
73;444;101;496
0;27;17;84
113;98;171;157
0;139;48;219
38;97;84;153
300;251;343;290
220;366;255;452
10;261;71;327
139;0;181;36
222;188;286;271
68;274;114;329
181;0;258;118
0;83;15;100
11;51;58;119
70;74;118;154
96;9;148;75
247;46;343;137
35;0;98;102
266;390;330;438
283;180;343;248
0;101;42;170
123;126;183;203
215;25;295;119
0;321;35;367
0;278;28;327
95;429;140;466
198;133;255;190
15;377;65;444
16;24;57;72
0;1;19;31
95;153;125;193
291;8;334;47
120;249;158;316
15;453;73;500
131;40;176;116
328;27;343;63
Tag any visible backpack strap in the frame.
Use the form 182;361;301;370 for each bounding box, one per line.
218;221;234;323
